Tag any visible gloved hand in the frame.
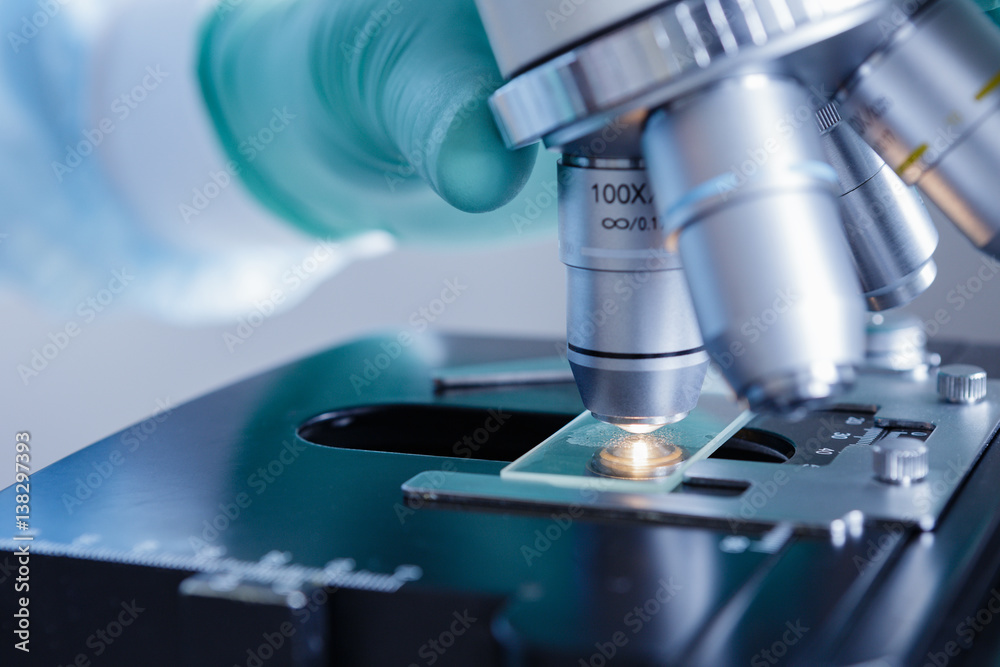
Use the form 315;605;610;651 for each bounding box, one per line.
977;0;1000;22
198;0;546;244
199;0;999;247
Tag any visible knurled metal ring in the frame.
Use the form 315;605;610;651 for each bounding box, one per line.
489;0;891;148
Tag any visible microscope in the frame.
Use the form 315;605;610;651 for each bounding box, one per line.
476;0;999;466
5;1;1000;665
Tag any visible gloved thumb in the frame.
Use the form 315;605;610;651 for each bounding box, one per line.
199;0;537;234
327;0;536;213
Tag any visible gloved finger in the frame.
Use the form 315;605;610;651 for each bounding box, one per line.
325;0;537;213
201;0;536;222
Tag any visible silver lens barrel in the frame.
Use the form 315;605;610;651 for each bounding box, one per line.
643;75;865;415
816;102;939;311
838;0;1000;258
560;156;708;429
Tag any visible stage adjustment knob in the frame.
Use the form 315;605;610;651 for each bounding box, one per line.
872;437;928;485
937;364;988;404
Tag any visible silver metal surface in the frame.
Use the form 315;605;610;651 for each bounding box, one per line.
642;74;865;415
403;371;1000;532
559;156;709;427
838;0;1000;258
432;356;574;391
872;436;929;484
487;0;890;148
817;102;939;311
474;0;668;78
937;364;989;404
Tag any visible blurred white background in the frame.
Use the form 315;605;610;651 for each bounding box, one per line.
3;203;1000;489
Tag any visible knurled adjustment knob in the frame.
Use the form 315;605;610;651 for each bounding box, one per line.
937;364;988;404
872;437;928;485
815;101;842;135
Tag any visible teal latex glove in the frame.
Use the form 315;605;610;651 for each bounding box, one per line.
974;0;1000;24
198;0;547;245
